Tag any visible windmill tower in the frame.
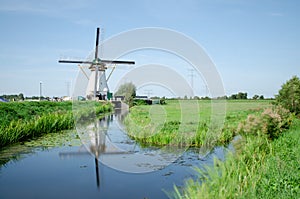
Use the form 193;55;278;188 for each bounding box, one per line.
59;27;135;100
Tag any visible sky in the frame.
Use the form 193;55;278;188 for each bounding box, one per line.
0;0;299;98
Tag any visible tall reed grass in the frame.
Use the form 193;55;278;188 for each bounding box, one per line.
172;108;299;198
0;112;73;147
0;101;113;148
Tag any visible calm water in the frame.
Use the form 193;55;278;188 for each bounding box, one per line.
0;112;230;199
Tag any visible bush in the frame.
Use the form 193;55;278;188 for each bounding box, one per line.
237;106;293;140
275;76;300;114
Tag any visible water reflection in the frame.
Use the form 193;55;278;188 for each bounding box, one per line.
60;109;130;188
75;108;194;175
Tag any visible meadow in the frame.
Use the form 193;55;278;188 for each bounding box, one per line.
0;101;112;148
124;99;299;198
124;99;272;147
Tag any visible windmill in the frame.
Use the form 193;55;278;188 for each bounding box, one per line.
58;27;135;100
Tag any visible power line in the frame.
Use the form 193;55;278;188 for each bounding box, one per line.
188;68;195;96
144;89;153;98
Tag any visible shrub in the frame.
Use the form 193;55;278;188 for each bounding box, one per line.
237;106;293;140
275;76;300;114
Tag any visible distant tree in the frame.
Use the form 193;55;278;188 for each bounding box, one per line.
217;95;228;100
201;96;211;100
115;82;136;107
160;96;166;105
229;94;237;100
229;92;247;100
237;92;247;99
252;94;259;100
259;95;264;100
1;93;25;101
18;93;24;101
184;95;188;100
193;96;200;100
275;76;300;114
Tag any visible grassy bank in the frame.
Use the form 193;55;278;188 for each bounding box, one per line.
0;101;112;148
173;117;300;198
124;100;272;147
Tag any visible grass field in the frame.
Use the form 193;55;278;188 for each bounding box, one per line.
124;99;272;147
124;99;299;198
173;118;300;198
0;101;112;148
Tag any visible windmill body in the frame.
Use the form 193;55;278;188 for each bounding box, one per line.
59;27;135;100
86;68;109;100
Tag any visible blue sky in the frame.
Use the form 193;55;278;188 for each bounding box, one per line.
0;0;299;98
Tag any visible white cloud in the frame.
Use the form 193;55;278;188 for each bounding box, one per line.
268;12;284;17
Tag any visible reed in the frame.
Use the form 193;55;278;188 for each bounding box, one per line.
172;118;300;198
0;101;113;148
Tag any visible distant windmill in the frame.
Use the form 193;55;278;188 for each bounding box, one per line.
58;27;135;100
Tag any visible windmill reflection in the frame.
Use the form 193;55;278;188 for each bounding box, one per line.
90;115;111;188
59;110;128;189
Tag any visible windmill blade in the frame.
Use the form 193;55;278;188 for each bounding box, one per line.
78;64;90;80
59;60;93;64
101;60;135;65
106;65;116;82
95;27;100;59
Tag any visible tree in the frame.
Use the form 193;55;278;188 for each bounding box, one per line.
229;94;237;100
237;92;247;99
18;93;24;101
252;94;259;100
275;76;300;114
193;96;200;100
115;82;136;107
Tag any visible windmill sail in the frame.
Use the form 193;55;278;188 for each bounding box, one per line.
58;27;135;100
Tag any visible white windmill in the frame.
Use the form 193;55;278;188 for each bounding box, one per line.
59;27;135;100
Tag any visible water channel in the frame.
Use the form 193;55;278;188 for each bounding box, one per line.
0;111;231;199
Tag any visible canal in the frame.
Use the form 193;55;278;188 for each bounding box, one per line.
0;111;230;199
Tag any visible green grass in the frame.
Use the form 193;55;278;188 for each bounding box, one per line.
0;101;73;126
124;99;272;147
172;118;300;199
0;101;113;148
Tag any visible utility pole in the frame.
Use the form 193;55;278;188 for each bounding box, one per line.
144;89;153;98
39;81;42;101
188;68;195;97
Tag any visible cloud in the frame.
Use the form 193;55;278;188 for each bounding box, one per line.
268;12;284;17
